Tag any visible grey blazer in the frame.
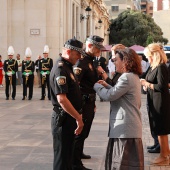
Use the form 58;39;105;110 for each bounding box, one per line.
94;73;142;138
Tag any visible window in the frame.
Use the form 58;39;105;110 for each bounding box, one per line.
111;6;119;12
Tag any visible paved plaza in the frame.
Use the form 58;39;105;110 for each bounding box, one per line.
0;85;170;170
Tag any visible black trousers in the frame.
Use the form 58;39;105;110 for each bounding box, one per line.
73;101;95;166
23;76;34;98
40;74;51;99
51;111;76;170
5;75;16;98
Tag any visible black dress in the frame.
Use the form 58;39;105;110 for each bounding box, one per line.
146;63;170;135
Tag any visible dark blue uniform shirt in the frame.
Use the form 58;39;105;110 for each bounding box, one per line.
50;56;82;111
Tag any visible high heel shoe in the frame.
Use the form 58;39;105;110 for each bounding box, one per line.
151;155;169;166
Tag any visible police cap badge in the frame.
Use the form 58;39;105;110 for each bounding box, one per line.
64;38;84;55
86;35;105;50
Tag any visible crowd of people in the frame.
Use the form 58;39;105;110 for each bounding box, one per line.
0;45;53;101
50;35;170;170
1;36;170;170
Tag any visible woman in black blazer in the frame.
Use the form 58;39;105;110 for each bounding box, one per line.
141;43;170;166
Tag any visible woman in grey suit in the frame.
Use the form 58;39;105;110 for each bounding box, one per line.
94;48;144;170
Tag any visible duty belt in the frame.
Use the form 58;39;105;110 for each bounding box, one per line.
53;106;82;115
82;93;96;102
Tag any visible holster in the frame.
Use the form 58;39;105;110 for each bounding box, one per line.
53;107;83;127
82;94;96;104
53;106;66;127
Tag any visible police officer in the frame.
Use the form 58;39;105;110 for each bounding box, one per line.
4;46;18;100
50;38;84;170
39;45;53;100
22;47;35;100
73;35;105;170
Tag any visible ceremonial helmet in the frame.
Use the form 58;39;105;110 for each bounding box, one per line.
43;45;49;54
25;47;32;58
8;46;15;55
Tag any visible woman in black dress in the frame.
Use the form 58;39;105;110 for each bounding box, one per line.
141;43;170;165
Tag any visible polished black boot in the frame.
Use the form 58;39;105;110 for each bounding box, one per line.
81;153;91;159
40;97;45;100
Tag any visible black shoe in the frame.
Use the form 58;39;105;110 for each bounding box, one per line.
40;97;45;100
148;146;160;153
48;97;51;100
12;97;15;100
147;144;159;150
100;99;103;102
81;153;91;159
6;97;9;100
28;97;32;100
73;165;92;170
22;97;25;100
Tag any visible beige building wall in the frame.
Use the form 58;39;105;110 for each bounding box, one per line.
0;0;109;62
104;0;132;19
153;10;170;44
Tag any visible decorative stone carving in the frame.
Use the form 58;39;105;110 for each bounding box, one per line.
81;0;87;9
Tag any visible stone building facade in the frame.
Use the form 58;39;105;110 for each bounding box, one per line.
0;0;109;62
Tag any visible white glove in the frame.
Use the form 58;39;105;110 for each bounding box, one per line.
7;72;12;76
42;72;47;76
26;73;29;76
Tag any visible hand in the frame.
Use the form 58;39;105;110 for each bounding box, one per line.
97;80;108;87
7;72;12;76
143;86;147;91
140;79;147;86
75;114;84;135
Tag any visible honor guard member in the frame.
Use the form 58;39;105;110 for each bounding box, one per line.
22;47;35;100
39;45;53;100
73;35;105;170
50;38;84;170
4;46;18;100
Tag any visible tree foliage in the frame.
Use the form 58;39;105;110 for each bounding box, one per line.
109;10;168;46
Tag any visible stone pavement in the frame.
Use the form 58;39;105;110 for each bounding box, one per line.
0;85;170;170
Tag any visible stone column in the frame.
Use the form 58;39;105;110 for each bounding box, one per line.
0;0;8;58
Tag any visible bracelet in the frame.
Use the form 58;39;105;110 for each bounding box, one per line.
101;71;105;75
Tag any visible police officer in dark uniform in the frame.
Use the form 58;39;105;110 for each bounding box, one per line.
4;46;18;100
39;45;53;100
73;35;105;170
50;38;84;170
22;47;35;100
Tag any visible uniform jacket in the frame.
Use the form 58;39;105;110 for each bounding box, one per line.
74;53;98;94
4;59;18;77
22;60;35;78
94;73;142;138
39;58;53;72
